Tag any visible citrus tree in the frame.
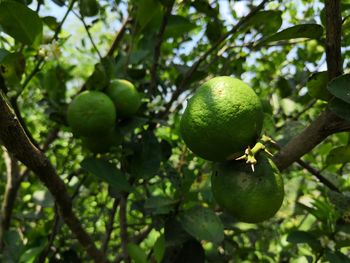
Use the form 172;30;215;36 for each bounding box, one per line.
0;0;350;262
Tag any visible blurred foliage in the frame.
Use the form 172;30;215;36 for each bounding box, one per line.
0;0;350;262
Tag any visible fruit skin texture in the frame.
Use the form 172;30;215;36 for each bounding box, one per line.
106;79;141;118
211;155;284;223
67;91;116;136
180;76;263;161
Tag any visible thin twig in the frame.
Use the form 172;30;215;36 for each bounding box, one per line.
102;198;120;254
114;225;153;263
106;18;131;58
296;160;340;192
37;205;61;263
71;9;103;59
15;0;77;100
266;138;341;192
119;195;129;263
0;149;20;251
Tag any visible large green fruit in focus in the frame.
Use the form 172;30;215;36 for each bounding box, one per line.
180;76;263;161
211;155;284;223
106;79;141;118
67;91;116;136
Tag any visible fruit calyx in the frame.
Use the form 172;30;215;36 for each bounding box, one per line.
235;137;274;172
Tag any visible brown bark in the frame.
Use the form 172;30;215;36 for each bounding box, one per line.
0;91;106;263
0;149;20;250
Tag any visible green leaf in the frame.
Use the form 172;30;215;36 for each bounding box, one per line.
3;230;24;262
327;74;350;104
81;158;131;193
130;131;162;179
164;218;191;246
307;71;332;101
327;191;350;213
172;239;205;263
259;24;323;46
127;243;148;263
205;19;224;43
0;51;25;86
144;196;178;214
79;0;100;17
135;0;162;31
51;0;65;6
276;77;293;98
19;246;45;263
164;15;197;39
326;145;350;165
39;66;67;106
179;206;224;243
329;98;350;121
324;249;350;263
287;231;322;251
42;16;59;31
0;1;43;46
242;10;282;35
153;235;165;263
119;117;148;135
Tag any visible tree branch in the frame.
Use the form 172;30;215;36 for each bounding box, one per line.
0;148;20;251
102;197;120;254
273;0;349;171
0;91;106;263
273;110;350;170
150;2;174;96
325;0;342;79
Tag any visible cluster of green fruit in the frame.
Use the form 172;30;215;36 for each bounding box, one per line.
66;79;141;153
180;76;284;223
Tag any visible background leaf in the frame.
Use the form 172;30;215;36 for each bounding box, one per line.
327;74;350;103
329;98;350;121
0;1;42;46
179;206;224;243
127;243;148;263
81;158;131;193
258;24;323;45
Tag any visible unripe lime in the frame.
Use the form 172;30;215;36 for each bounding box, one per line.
180;76;263;161
67;91;116;136
211;155;284;223
106;79;141;118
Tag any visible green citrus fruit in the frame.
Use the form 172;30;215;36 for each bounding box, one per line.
180;76;264;161
81;128;122;153
106;79;142;118
211;155;284;223
67;91;116;136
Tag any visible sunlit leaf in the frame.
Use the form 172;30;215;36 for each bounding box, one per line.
258;24;323;46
